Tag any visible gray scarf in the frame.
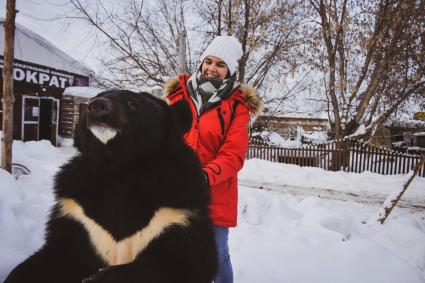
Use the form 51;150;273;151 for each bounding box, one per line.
186;70;238;115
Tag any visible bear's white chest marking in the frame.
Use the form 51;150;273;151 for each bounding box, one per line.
58;198;192;266
89;125;117;144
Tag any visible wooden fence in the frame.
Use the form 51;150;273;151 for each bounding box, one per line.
247;138;425;177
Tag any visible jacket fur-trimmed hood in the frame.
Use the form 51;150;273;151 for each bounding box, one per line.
163;76;263;116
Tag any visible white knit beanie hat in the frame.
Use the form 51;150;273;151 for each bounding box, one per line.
199;36;243;75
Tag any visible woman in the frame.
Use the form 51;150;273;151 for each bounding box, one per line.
163;35;262;283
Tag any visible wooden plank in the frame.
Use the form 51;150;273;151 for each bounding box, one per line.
359;143;364;173
328;142;333;170
301;148;305;167
381;148;386;175
351;140;356;173
364;143;369;172
402;153;407;174
412;157;418;171
344;139;349;172
336;140;341;171
306;147;313;166
370;145;375;173
396;150;400;174
384;149;389;175
389;152;394;175
348;142;353;172
393;152;397;174
311;147;314;167
261;142;264;160
265;143;268;161
359;143;365;173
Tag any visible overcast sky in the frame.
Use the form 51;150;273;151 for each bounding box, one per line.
0;0;101;72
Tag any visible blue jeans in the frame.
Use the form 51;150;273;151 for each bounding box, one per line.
213;226;233;283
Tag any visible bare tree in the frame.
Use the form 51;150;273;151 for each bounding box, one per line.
197;0;306;90
307;0;425;139
68;0;309;103
68;0;192;88
1;0;16;173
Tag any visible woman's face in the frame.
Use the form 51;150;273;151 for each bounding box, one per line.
201;56;229;80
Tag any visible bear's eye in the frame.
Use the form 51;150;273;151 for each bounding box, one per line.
128;99;138;110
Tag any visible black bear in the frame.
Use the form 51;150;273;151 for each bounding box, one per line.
4;90;217;283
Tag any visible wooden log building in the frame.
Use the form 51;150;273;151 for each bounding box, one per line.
253;115;329;140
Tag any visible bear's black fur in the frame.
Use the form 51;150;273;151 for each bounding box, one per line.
4;90;217;283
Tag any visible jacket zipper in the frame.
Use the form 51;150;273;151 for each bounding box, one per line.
217;108;225;135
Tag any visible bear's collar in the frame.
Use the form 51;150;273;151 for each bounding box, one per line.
163;76;263;116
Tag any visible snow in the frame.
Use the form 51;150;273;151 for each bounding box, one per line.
301;128;328;144
351;124;366;137
255;131;302;147
254;129;328;147
63;86;105;99
372;170;416;223
240;159;425;207
0;140;425;282
388;119;425;128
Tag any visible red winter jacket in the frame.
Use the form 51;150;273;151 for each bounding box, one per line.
164;75;262;227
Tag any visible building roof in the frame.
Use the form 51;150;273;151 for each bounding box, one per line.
0;18;92;76
257;115;329;123
63;86;104;99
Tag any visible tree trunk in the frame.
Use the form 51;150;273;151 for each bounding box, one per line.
177;31;187;75
227;0;232;35
237;0;250;83
217;0;222;35
1;0;16;173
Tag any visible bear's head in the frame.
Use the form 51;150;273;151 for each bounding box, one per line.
74;90;190;163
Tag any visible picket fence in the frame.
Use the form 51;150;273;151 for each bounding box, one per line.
247;138;425;177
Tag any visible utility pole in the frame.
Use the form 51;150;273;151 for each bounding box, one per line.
177;30;188;75
1;0;17;173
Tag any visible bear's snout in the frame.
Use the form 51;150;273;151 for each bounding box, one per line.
88;97;113;119
86;97;120;144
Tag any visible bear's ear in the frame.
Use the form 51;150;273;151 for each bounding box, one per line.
169;99;193;134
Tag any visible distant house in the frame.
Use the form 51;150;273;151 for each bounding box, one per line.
413;132;425;148
0;19;94;145
370;125;392;149
60;86;104;141
252;115;329;142
387;119;425;153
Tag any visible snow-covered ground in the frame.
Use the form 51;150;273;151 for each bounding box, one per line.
0;140;424;283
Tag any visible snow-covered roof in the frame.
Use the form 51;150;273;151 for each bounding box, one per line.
0;18;92;76
277;112;329;119
63;86;104;99
386;119;425;128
